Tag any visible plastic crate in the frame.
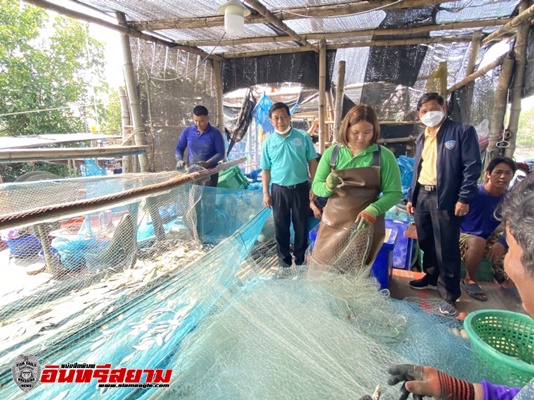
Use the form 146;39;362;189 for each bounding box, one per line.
385;219;413;270
464;310;534;387
371;228;397;290
217;166;249;189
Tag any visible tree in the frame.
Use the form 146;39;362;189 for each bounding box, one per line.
0;1;117;181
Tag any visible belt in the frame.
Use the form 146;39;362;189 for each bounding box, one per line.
275;181;308;190
420;184;437;192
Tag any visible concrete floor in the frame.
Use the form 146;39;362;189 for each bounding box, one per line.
389;268;525;320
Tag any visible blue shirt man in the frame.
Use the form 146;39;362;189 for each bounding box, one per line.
261;102;317;276
175;105;225;187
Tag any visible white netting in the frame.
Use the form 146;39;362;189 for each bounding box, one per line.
0;171;509;399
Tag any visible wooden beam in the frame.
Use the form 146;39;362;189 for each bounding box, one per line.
129;0;452;30
333;61;346;144
318;40;327;154
213;59;226;159
486;52;514;166
0;146;150;163
463;30;483;120
183;18;510;47
22;0;222;61
222;36;474;58
118;12;149;173
482;2;534;44
244;0;316;51
447;53;506;94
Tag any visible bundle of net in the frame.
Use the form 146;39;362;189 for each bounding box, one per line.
156;222;492;400
0;207;269;400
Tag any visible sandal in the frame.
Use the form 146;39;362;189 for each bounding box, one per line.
461;280;488;302
500;285;520;302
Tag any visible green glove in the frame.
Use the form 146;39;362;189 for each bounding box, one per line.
326;171;341;190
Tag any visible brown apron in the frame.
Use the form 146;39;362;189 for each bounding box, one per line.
311;146;385;271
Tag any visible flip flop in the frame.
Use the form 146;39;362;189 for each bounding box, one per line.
461;281;488;302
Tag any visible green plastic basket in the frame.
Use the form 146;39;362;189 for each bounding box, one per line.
464;310;534;387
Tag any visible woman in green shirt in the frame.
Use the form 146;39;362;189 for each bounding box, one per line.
310;105;402;272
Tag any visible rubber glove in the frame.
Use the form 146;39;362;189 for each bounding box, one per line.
326;171;341;190
388;364;475;400
356;209;377;230
176;160;185;171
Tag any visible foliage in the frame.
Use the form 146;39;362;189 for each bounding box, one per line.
0;1;120;181
516;107;534;149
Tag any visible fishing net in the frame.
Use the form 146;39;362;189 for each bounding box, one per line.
0;167;516;399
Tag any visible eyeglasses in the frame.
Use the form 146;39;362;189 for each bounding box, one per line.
271;115;289;122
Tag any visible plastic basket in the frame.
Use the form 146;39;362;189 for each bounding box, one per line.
464;310;534;387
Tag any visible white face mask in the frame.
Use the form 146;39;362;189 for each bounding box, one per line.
421;110;445;127
275;125;291;135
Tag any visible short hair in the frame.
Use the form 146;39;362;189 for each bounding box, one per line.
417;92;445;111
193;105;209;116
338;105;380;147
501;173;534;276
269;102;290;118
486;157;517;174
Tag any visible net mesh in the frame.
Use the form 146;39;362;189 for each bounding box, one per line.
0;172;520;398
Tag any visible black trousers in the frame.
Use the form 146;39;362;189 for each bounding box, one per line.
415;189;462;302
271;181;310;266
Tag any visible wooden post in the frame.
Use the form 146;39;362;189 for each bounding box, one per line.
447;54;506;94
439;61;448;98
213;59;227;159
504;0;531;158
464;31;483;120
486;52;514;167
333;60;346;144
318;40;327;154
118;86;132;173
117;12;149;173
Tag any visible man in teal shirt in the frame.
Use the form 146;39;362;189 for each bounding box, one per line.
261;102;318;277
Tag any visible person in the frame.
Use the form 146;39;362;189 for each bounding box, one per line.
460;157;517;301
311;105;402;270
309;154;328;220
385;173;534;400
261;102;318;277
406;92;481;316
175;105;225;187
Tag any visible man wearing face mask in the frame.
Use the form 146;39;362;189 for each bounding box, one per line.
406;92;481;316
261;102;318;278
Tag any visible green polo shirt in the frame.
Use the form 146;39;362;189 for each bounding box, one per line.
260;128;317;186
312;144;402;217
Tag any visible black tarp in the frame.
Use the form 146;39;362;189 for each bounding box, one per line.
524;26;534;98
222;51;336;94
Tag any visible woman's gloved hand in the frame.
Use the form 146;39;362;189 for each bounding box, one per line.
388;364;475;400
356;209;377;230
326;171;342;190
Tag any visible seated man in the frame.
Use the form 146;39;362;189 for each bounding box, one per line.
460;157;516;301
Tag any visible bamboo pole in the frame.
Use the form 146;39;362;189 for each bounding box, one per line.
505;0;531;158
0;158;246;231
447;54;506;94
22;0;222;61
244;0;316;51
486;52;514;168
0;146;150;163
463;31;483;120
117;12;149;173
318;40;327;154
333;61;346;144
130;0;452;30
213;59;226;159
119;86;133;173
482;2;534;44
223;36;474;58
184;19;510;47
